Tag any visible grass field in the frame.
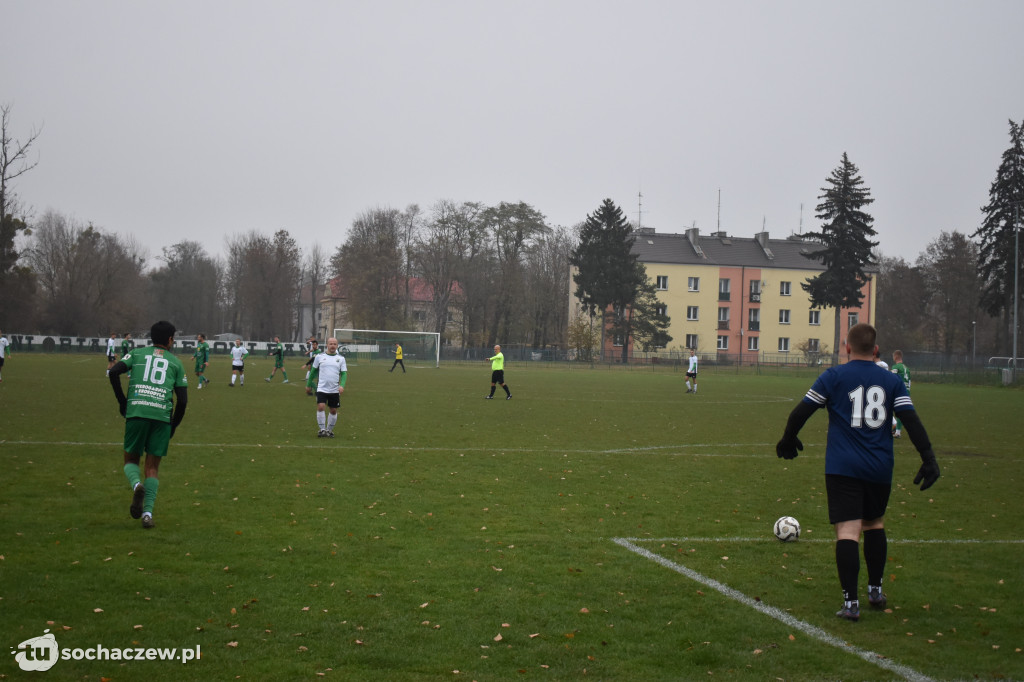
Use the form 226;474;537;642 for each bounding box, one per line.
1;353;1022;681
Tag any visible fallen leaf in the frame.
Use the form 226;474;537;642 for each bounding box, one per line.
226;641;238;648
93;608;103;613
580;608;590;613
494;634;503;642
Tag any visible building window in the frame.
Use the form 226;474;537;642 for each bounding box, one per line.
808;338;820;352
656;275;668;290
718;278;730;301
748;308;760;331
848;312;859;328
749;279;761;302
809;309;820;325
717;335;729;350
779;309;790;324
685;334;698;349
687;306;699;321
747;336;759;352
780;281;791;296
613;334;624;347
718;307;730;329
656;304;667;317
778;337;790;352
688;276;700;292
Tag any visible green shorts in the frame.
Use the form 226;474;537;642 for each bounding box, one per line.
194;362;205;373
124;418;171;457
306;370;319;389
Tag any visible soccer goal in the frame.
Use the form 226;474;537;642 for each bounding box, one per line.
332;329;441;368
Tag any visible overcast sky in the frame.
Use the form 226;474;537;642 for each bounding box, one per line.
3;1;1023;267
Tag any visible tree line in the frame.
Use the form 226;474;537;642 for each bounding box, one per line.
2;102;1022;359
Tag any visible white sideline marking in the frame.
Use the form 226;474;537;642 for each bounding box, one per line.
628;536;1024;545
612;537;935;682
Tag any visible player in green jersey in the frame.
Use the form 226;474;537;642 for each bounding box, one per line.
303;339;322;396
485;344;511;400
265;336;289;383
891;350;911;438
120;332;133;358
193;333;211;389
108;321;188;529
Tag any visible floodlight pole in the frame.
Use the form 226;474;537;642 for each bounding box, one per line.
972;321;976;370
1014;202;1020;382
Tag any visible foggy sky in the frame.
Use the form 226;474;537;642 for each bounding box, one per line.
3;0;1023;266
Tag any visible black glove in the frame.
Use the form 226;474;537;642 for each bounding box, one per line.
776;436;803;460
170;424;177;440
118;399;127;418
913;451;940;491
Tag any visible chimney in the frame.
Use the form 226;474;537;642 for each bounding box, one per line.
687;228;705;258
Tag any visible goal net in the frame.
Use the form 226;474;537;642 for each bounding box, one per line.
332;329;441;368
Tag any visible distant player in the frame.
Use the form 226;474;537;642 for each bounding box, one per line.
193;333;211;389
120;333;133;359
0;329;10;382
108;320;188;529
106;333;117;375
265;336;289;383
485;344;511;400
685;348;698;394
389;342;406;373
776;323;939;622
303;339;322;396
873;347;889;371
891;350;911;438
312;337;347;437
229;339;248;386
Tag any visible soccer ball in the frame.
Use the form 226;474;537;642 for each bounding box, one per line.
773;516;800;542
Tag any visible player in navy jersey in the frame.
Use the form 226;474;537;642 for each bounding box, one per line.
775;323;940;622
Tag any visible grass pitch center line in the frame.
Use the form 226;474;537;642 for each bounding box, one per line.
0;439;797;456
612;537;935;682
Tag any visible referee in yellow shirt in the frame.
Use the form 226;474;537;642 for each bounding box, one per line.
389;342;406;373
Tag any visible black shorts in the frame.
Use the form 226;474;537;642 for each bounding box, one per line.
107;353;116;362
233;363;244;372
826;474;891;524
686;371;697;379
316;391;341;408
491;369;505;384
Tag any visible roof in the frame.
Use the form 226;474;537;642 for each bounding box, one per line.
631;229;877;273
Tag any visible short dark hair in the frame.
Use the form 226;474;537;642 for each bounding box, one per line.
150;320;176;346
847;323;876;355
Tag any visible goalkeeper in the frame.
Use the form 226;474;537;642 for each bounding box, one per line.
775;323;938;623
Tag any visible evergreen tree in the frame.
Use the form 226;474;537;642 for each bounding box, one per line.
610;267;672;354
801;153;878;363
569;199;644;356
973;119;1024;352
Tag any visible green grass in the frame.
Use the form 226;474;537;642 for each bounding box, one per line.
1;354;1021;681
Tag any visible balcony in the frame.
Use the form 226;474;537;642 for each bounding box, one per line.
749;293;761;303
748;321;760;331
717;321;730;330
718;292;730;301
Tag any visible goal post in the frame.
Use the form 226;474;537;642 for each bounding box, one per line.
332;329;441;368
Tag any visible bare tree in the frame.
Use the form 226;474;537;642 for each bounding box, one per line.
223;230;301;338
523;224;574;349
26;210;147;334
331;207;405;329
0;104;42;328
301;242;328;340
917;231;981;355
149;240;222;334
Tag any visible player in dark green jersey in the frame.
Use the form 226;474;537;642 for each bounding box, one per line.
303;339;322;396
120;333;133;358
193;333;211;389
109;321;188;529
891;350;911;438
265;336;289;383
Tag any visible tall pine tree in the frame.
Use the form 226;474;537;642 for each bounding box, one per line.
801;153;878;364
569;199;644;357
973;119;1024;352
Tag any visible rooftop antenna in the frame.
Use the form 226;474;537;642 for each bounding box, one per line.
637;190;644;229
717;188;721;232
798;203;803;235
762;215;766;231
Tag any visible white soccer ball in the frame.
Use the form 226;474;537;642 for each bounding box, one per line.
773;516;801;542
